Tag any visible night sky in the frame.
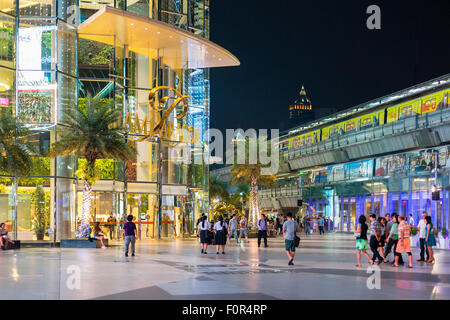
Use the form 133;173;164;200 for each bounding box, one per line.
209;0;450;134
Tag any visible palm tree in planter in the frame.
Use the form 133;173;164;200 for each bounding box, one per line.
231;138;277;225
50;96;136;238
0;112;33;177
209;175;229;203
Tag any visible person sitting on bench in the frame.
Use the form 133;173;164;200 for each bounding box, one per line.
92;222;107;249
0;223;15;250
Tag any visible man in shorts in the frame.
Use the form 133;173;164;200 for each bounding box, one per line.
239;215;248;242
393;215;413;268
283;212;300;266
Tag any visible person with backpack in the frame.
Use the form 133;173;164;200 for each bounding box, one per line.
197;215;211;254
214;216;228;254
283;212;300;265
257;213;268;248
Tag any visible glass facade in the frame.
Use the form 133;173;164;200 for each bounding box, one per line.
0;0;212;241
273;146;450;233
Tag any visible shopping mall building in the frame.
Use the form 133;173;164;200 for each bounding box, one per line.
213;74;450;240
0;1;239;242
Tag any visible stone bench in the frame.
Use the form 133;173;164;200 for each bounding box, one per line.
2;240;20;250
60;238;109;248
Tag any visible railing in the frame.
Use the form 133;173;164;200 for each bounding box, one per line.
259;185;299;199
284;107;450;160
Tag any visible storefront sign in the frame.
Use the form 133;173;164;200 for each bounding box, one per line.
0;97;9;106
124;86;200;146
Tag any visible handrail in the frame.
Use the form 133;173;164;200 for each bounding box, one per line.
286;107;450;159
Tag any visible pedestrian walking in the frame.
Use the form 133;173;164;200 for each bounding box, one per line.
283;212;300;265
368;214;384;264
123;215;137;257
416;212;430;262
354;215;373;267
276;216;281;235
228;214;238;244
424;216;436;264
388;213;405;266
239;215;248;242
385;214;404;265
214;216;228;254
393;215;413;268
257;213;268;248
197;215;211;254
304;216;311;235
318;216;325;235
377;217;386;259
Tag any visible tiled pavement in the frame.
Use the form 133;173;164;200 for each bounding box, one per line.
0;233;449;299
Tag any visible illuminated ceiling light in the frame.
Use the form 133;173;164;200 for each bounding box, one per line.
130;23;134;26
0;82;10;90
144;27;148;30
157;31;160;34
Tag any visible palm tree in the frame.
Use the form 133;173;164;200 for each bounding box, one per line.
0;112;33;177
231;138;277;224
51;96;136;238
209;175;229;203
230;183;249;213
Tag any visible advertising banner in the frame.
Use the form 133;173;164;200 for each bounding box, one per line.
327;164;345;182
398;99;421;119
288;130;320;150
343;118;357;133
421;91;445;114
345;160;373;179
375;154;407;176
374;146;448;177
321;123;342;141
386;106;398;123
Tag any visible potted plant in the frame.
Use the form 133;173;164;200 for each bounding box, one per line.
438;227;449;250
410;226;419;247
31;186;50;240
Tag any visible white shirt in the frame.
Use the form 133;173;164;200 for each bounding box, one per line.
417;219;427;238
214;221;227;231
198;220;211;231
409;217;415;226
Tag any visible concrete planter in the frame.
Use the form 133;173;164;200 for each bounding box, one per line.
410;235;419;248
60;238;108;248
437;234;450;250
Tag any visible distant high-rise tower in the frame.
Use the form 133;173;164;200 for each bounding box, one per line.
288;85;314;126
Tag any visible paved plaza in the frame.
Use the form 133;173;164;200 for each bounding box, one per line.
0;233;449;300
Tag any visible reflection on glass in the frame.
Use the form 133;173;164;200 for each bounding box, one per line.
0;67;15;110
17;0;54;17
0;13;15;67
0;1;16;15
17;70;56;123
16;178;51;240
57;21;76;76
